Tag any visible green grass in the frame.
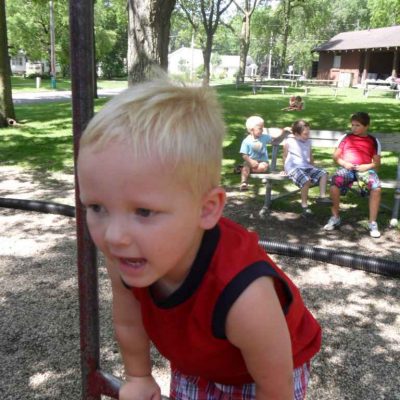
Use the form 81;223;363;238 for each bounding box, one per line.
1;83;399;222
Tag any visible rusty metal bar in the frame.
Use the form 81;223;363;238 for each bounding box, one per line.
69;0;100;399
69;0;123;396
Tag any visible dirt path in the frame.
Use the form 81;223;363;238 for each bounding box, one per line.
1;167;399;399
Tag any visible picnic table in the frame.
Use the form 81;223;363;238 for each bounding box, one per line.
363;80;394;97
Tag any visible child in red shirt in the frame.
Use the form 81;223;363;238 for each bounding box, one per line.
78;78;321;400
323;112;382;237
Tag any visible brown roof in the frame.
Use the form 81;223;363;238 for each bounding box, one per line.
314;25;400;52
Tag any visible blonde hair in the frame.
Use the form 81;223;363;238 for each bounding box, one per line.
80;78;226;196
245;115;264;133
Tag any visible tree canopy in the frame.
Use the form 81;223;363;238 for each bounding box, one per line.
5;0;399;81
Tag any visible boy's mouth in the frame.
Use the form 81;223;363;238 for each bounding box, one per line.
119;257;146;269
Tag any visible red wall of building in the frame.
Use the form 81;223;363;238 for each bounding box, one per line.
316;49;398;85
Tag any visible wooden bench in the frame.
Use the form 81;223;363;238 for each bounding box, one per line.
250;130;400;225
296;79;339;97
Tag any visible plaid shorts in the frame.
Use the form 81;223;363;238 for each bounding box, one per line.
287;167;327;189
331;168;381;195
170;362;311;400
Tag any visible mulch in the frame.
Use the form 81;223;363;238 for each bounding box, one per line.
1;167;399;400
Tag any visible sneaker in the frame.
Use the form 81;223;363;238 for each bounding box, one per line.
315;197;333;206
301;206;313;217
323;216;341;231
239;182;248;191
368;221;381;238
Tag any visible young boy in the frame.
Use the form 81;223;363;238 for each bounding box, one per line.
78;79;321;400
239;116;286;191
323;112;382;238
282;120;331;216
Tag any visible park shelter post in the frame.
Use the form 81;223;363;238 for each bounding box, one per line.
69;0;121;398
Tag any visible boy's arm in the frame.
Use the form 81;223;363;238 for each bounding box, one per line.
270;127;291;145
333;147;354;170
354;154;381;172
226;277;293;400
281;141;288;175
242;153;259;168
106;262;161;400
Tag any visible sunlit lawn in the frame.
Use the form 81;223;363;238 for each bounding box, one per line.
1;82;399;221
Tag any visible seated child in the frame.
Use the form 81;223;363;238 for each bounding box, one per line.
239;116;286;191
77;78;321;400
282;120;331;216
282;96;303;111
323;112;382;238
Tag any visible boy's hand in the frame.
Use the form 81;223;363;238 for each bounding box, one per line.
354;164;369;172
250;160;259;169
342;160;355;170
120;375;161;400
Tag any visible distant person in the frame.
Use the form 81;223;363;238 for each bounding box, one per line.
239;116;287;191
323;112;382;237
282;120;331;216
77;78;322;400
282;96;303;111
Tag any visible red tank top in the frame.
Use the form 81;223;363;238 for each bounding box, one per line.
132;217;321;385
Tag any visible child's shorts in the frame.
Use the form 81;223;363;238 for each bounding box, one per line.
287;167;327;189
170;362;311;400
331;168;381;195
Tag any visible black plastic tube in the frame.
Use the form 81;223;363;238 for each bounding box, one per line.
0;197;75;218
259;240;400;278
1;197;399;278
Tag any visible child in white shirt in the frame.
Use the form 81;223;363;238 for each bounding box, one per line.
282;120;331;215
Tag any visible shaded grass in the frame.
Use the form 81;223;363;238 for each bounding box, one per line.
0;98;108;172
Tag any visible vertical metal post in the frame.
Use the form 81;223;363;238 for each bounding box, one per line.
49;0;57;88
267;34;273;80
69;1;99;399
69;1;122;397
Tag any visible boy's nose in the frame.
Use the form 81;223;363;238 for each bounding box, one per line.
104;217;132;247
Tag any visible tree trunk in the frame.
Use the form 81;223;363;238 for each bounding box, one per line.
238;13;250;82
280;0;291;77
0;0;15;127
127;0;176;85
202;35;213;86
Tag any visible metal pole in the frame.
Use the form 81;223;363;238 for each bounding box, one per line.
49;0;56;88
69;0;99;399
267;34;273;80
69;1;122;397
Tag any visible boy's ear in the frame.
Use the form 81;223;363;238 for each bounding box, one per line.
200;187;226;230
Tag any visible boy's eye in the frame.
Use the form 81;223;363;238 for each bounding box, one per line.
87;204;103;213
136;208;153;218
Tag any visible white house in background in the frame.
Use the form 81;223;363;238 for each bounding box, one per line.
10;51;59;76
168;47;257;78
10;52;27;75
168;47;204;76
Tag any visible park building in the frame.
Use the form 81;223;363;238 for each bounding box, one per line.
313;25;400;88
